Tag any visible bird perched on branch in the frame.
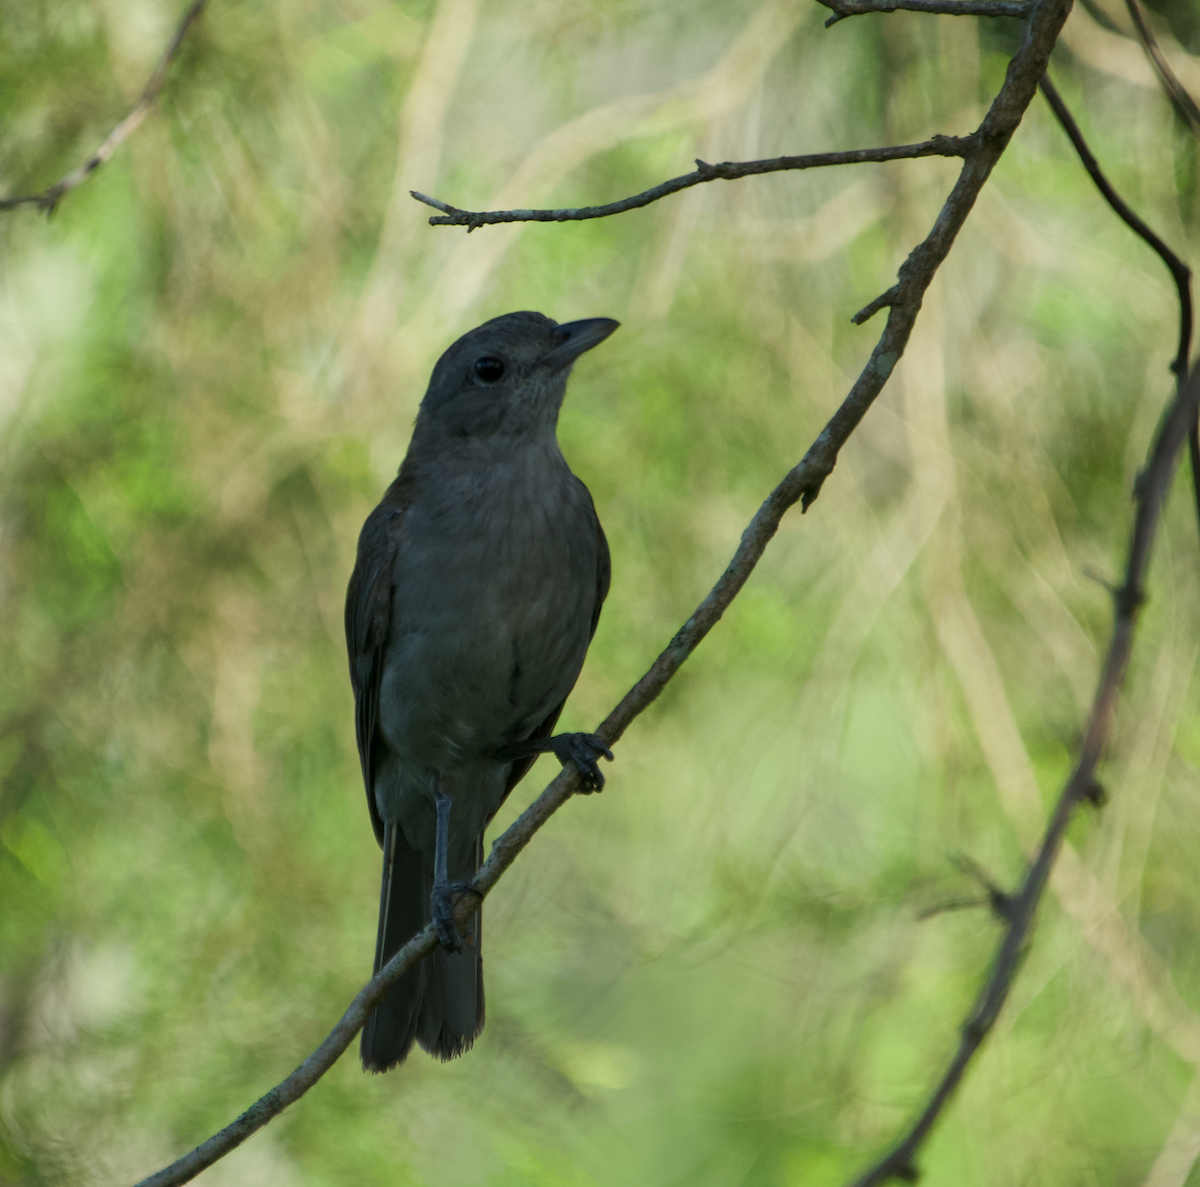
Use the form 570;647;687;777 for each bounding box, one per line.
345;311;618;1071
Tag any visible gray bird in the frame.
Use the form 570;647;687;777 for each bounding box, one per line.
345;310;618;1071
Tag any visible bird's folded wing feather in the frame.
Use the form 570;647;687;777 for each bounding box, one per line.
499;498;611;803
345;492;407;847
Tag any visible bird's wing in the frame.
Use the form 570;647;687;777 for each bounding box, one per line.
499;499;611;803
345;483;410;848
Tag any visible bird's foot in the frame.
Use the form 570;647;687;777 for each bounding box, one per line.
430;881;479;953
548;732;614;792
495;731;614;791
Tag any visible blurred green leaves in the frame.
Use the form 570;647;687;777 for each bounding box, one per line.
1;0;1200;1184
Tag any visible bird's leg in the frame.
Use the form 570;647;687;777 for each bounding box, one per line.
494;732;614;792
430;789;463;953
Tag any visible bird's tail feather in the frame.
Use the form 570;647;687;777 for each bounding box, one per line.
360;823;484;1072
418;833;484;1061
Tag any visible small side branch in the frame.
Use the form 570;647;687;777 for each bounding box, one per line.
0;0;208;216
852;286;900;325
816;0;1029;27
410;136;973;230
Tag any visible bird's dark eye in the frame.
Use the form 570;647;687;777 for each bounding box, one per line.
473;357;505;384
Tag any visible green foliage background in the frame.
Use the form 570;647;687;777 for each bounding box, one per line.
3;0;1200;1183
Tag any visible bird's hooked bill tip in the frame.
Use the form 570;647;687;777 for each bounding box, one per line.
541;317;620;369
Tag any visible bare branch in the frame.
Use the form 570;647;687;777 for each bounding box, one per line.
1039;74;1193;381
410;136;974;229
0;0;208;216
1103;0;1200;544
851;55;1200;1187
852;357;1200;1187
1122;0;1200;135
133;0;1075;1182
1038;73;1200;546
816;0;1029;27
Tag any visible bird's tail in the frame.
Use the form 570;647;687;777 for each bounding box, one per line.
360;822;484;1071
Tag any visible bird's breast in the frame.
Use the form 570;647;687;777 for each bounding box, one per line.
377;447;600;770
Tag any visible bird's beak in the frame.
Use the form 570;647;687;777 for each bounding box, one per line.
540;318;620;370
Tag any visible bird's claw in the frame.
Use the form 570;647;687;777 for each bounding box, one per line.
493;731;614;792
431;881;475;953
552;732;614;793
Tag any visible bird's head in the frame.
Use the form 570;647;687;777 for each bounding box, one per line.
414;311;619;443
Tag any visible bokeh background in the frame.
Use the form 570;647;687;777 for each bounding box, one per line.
3;0;1200;1183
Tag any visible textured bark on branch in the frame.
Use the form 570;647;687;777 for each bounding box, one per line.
815;0;1029;26
409;137;973;229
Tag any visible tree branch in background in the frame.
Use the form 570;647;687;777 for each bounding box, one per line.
1039;74;1192;380
1110;0;1200;541
0;0;208;216
130;0;1073;1182
852;358;1200;1187
850;59;1200;1187
1122;0;1200;135
815;0;1029;27
409;137;973;229
1038;74;1200;545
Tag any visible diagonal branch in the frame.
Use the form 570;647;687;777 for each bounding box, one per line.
410;136;973;229
132;0;1073;1183
851;357;1200;1187
0;0;208;216
815;0;1029;27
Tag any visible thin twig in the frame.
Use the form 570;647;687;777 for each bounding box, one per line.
815;0;1029;27
409;136;974;229
951;853;1013;920
915;896;989;920
132;0;1074;1182
1122;0;1200;136
0;0;208;215
1113;0;1200;540
1040;73;1200;544
1039;74;1193;382
852;358;1200;1187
